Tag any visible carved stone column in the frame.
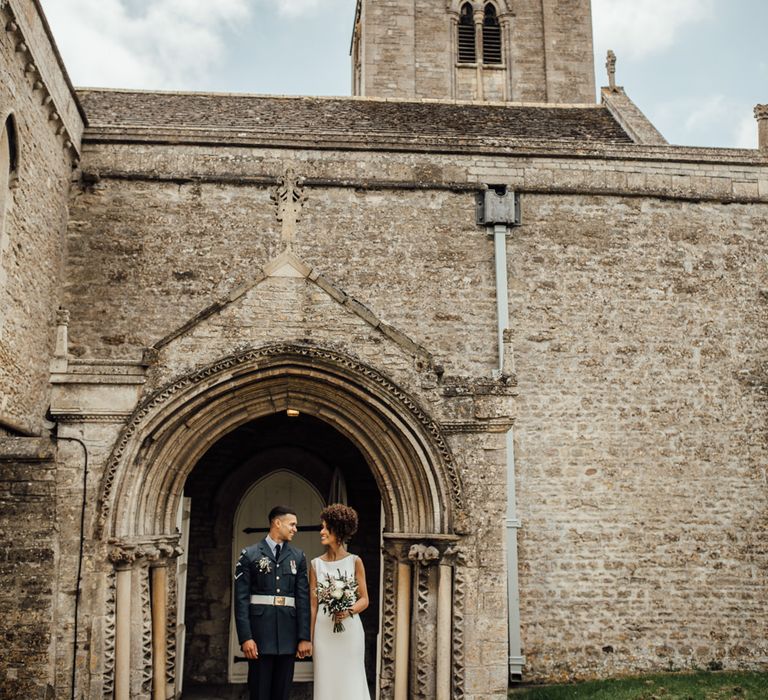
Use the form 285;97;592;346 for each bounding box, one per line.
383;535;460;700
395;560;411;700
408;544;440;698
382;538;414;700
436;561;453;700
109;546;140;700
147;544;176;700
755;104;768;151
109;538;182;700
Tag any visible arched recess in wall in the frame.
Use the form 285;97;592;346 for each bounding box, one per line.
482;3;503;64
99;343;465;540
0;113;19;250
457;3;476;63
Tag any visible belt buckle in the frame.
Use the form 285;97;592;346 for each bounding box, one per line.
274;596;286;606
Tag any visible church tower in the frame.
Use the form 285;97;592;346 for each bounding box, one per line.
351;0;596;104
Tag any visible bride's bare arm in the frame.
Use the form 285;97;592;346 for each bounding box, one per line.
352;556;369;615
309;560;318;642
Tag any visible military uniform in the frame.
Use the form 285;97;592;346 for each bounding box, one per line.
234;539;311;700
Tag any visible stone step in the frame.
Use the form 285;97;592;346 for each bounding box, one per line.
181;683;312;700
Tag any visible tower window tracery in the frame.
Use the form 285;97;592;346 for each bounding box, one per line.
457;3;476;63
482;3;503;64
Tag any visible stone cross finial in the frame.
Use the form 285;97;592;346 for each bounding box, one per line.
755;104;768;151
271;169;306;248
606;50;617;91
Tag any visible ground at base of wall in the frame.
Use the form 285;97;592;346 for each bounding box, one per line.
508;671;768;699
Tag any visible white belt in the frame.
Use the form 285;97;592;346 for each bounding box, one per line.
250;595;295;607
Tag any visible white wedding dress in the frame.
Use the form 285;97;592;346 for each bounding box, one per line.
312;555;371;700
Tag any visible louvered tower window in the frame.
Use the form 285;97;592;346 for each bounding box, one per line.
482;4;503;64
457;3;476;63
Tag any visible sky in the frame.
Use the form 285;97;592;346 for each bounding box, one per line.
39;0;767;149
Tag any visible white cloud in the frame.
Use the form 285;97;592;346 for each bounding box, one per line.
734;113;758;149
683;95;728;133
274;0;329;16
650;96;758;149
264;0;353;18
684;97;758;149
41;0;250;89
592;0;714;60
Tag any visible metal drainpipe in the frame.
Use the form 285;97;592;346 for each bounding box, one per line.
491;221;526;680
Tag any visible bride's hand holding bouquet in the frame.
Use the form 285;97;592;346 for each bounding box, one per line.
316;569;359;633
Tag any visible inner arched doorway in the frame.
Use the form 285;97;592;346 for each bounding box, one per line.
179;412;381;697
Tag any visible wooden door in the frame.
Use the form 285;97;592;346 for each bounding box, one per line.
228;470;325;683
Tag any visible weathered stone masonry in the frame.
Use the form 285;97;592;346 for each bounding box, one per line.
0;1;767;698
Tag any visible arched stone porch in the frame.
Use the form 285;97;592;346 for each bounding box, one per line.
96;344;466;699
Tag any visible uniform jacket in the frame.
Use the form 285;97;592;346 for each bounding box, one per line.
234;539;311;656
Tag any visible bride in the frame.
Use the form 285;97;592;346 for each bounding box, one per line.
309;504;371;700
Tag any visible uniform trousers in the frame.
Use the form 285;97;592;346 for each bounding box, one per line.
247;654;295;700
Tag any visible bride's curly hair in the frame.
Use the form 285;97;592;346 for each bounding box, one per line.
320;503;359;544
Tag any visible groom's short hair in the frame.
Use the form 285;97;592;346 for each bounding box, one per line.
268;505;296;524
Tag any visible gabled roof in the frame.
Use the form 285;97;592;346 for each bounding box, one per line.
77;89;634;150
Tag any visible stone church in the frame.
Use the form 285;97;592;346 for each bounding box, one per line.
1;0;766;698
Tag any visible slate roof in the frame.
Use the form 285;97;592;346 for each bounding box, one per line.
78;89;634;148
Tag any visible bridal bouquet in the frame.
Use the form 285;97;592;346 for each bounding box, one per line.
316;570;359;633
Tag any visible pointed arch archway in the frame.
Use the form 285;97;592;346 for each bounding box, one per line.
99;343;464;700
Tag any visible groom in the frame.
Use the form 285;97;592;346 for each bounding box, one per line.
234;505;312;700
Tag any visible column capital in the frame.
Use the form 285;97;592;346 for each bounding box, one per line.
108;543;141;570
382;533;460;564
754;104;768;121
108;536;183;568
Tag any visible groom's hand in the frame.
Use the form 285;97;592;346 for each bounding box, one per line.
297;640;312;659
241;639;258;660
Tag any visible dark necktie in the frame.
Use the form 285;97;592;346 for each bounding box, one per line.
274;544;281;561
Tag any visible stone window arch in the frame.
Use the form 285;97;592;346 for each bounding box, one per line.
0;113;19;261
482;2;503;64
457;2;476;63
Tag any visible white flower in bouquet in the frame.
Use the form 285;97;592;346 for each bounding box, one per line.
316;569;359;633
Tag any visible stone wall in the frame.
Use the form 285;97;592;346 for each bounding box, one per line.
0;438;57;698
0;3;83;698
511;193;768;679
63;130;768;689
0;0;81;435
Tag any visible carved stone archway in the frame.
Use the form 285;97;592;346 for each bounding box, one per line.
99;343;464;700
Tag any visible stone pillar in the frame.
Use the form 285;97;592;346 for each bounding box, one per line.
755;105;768;151
474;8;484;100
501;16;513;101
109;546;140;700
436;564;453;700
150;562;168;700
109;538;182;700
408;544;440;698
383;535;460;700
449;14;459;99
394;561;412;700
